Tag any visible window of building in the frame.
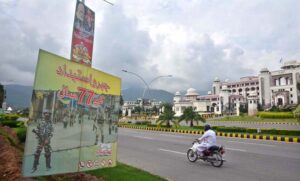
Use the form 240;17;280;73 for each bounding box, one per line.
291;100;293;104
291;94;293;98
250;100;252;103
290;88;292;91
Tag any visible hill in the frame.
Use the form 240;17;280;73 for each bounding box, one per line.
4;85;174;108
122;87;174;103
5;85;32;108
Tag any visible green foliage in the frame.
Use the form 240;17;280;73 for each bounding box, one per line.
257;112;294;119
135;121;151;125
239;103;248;113
0;120;19;127
87;162;166;181
15;127;27;143
0;84;4;108
0;114;20;121
134;106;142;114
179;106;205;127
152;105;159;115
213;126;300;136
257;103;264;111
157;103;176;128
294;105;300;122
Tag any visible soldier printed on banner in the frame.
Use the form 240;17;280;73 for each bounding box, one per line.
32;109;54;173
93;108;105;145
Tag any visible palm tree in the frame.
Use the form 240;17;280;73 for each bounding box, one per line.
156;103;176;128
179;106;206;127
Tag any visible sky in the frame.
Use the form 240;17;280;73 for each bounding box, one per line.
0;0;299;95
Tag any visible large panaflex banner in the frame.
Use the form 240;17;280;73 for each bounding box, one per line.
22;50;121;177
71;0;95;66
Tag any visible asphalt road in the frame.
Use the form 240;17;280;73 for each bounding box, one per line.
117;128;300;181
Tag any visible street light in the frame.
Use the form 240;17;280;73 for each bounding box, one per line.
142;75;173;99
122;69;172;101
122;70;150;101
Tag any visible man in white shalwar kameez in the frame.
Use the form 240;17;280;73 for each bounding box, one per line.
192;124;216;156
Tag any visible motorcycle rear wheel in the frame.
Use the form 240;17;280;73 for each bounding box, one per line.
210;152;223;167
187;149;198;162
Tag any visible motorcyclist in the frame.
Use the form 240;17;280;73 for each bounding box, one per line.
193;124;216;157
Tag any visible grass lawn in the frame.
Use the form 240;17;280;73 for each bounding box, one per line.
209;115;298;123
87;162;166;181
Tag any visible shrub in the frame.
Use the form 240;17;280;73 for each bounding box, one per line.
257;112;294;119
294;105;300;122
135;121;151;125
0;114;20;121
16;127;27;143
0;120;19;128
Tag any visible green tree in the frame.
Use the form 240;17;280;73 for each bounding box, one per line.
120;95;124;106
152;105;159;115
134;106;142;114
179;106;206;127
294;105;300;122
0;84;4;109
156;103;176;128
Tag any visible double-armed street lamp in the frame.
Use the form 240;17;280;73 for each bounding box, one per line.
121;69;172;106
142;75;172;99
122;69;150;102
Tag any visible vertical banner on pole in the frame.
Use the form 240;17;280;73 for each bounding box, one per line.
22;50;121;177
71;0;95;66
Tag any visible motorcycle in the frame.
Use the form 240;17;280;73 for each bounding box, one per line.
187;140;225;167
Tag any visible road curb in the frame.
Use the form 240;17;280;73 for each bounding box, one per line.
119;125;300;143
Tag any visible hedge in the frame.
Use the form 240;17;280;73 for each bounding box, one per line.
126;123;300;136
257;112;294;119
16;127;27;143
0;114;20;121
0;120;20;128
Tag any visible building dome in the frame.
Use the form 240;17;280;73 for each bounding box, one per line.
175;91;181;96
281;60;300;69
214;77;220;82
186;88;199;96
260;68;269;73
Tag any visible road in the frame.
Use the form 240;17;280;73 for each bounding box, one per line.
117;128;300;181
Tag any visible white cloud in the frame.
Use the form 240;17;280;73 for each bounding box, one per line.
0;0;299;95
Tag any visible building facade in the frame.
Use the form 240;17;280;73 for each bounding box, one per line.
173;60;300;117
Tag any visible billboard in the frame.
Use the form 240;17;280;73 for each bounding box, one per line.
22;49;121;177
71;0;95;66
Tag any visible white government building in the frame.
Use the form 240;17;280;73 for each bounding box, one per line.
173;60;300;117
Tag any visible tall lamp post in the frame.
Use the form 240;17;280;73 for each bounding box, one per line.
122;70;150;103
142;75;172;99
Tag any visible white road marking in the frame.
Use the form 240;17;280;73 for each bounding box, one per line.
157;133;185;138
159;148;186;155
226;147;247;152
131;135;154;140
226;140;276;147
